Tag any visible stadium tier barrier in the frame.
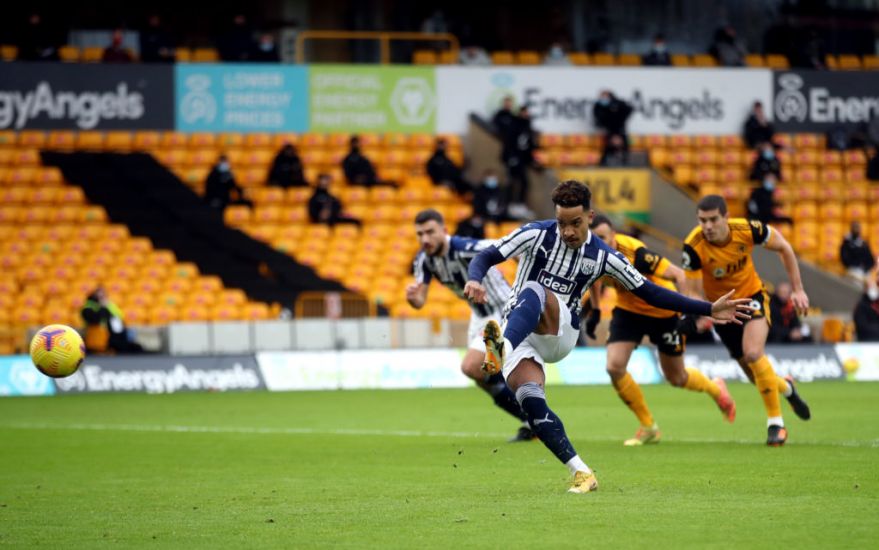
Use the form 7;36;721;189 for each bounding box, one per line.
1;343;874;396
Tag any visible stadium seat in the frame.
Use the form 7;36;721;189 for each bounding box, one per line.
568;52;590;65
412;50;437;64
192;48;220;62
515;51;541;65
0;45;17;62
491;51;514;64
837;55;862;70
76;132;105;150
617;53;641;66
744;54;765;67
58;45;81;62
765;54;790;69
133;131;161;151
105;132;134;152
691;54;717;67
591;53;615;65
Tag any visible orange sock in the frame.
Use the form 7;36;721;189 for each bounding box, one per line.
683;368;721;399
749;356;782;419
777;375;791;397
614;372;654;427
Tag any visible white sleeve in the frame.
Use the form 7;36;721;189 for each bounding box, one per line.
603;251;645;291
496;227;539;260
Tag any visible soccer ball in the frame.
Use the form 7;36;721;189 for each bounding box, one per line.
30;324;86;378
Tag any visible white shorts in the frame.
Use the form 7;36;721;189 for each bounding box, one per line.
467;311;502;351
502;293;579;379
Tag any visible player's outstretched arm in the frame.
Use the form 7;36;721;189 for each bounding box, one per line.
464;245;505;304
763;229;810;315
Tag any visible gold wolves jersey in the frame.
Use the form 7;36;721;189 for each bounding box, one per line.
606;233;677;318
682;218;770;301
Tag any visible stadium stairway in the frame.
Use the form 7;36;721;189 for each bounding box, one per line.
43;152;346;306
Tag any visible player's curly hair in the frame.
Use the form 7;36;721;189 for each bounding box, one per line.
551;180;591;209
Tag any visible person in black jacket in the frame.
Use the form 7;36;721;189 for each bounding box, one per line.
642;33;671;66
472;169;510;223
492;96;517;143
426;138;471;195
503;105;539;215
308;174;361;227
743;101;776;149
342;135;396;187
204;155;251;209
749;142;782;181
267;144;307;188
867;146;879;181
592;90;633;151
840;221;875;280
18;12;59;61
81;287;144;353
747;174;791;226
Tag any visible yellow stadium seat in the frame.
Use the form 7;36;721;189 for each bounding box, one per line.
192;48;220;62
844;183;868;201
491;51;514;65
242;303;270;320
591;52;615;65
744;54;765;67
75;131;105;150
133;131;161;151
412;50;437;64
862;55;879;70
818;201;843;221
515;51;541;65
617;53;641;66
58;45;81;62
765;54;790;69
81;46;104;63
567;52;589;65
817;184;844;202
792;183;818;201
792;201;818;220
691;54;718;67
0;130;16;147
174;48;191;62
105;132;133;152
0;45;18;62
837;55;861;70
223;205;251;226
844;201;868;223
12;148;40;166
189;133;216;148
670;54;689;66
180;304;210;321
821;318;846;342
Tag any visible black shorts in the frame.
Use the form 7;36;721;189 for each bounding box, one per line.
607;308;684;356
713;289;771;360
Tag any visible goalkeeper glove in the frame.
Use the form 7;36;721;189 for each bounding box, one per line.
585;309;601;339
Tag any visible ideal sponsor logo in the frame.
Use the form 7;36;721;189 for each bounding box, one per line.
55;363;261;394
0;82;144;130
537;269;575;294
774;72;879;125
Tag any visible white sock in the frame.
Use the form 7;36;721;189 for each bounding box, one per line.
767;416;784;428
781;381;793;398
565;455;592;475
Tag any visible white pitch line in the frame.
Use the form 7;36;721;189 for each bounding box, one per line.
1;422;877;448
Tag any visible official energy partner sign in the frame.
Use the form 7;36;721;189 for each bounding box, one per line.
559;169;651;223
309;65;437;133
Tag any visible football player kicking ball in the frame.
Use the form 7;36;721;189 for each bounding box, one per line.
587;215;736;446
463;181;752;493
680;195;811;446
406;209;535;442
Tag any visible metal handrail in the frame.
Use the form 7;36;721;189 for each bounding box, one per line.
295;30;459;64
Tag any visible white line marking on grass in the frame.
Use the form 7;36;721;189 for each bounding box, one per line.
1;422;877;448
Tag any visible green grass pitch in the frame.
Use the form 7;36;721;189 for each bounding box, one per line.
1;381;877;548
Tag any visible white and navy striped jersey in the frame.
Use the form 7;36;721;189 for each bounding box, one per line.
495;220;646;324
413;236;511;317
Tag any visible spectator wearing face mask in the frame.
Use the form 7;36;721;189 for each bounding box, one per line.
472;169;510;223
593;90;633;152
749;142;782;182
840;221;876;281
544;42;572;66
744;101;776;149
746;173;791;226
204;155;252;209
251;32;279;62
642;33;671;66
853;276;879;341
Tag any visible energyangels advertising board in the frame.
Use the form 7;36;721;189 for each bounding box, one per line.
436;66;772;135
